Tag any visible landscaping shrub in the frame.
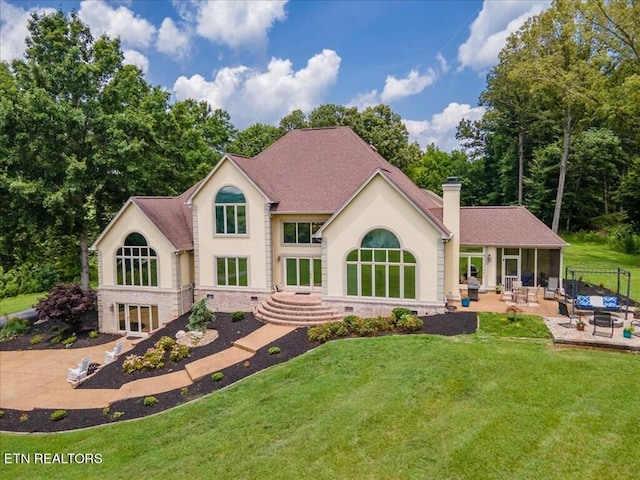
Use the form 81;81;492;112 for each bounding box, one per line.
143;396;158;407
154;336;176;350
308;322;340;343
61;335;77;348
19;413;29;422
89;330;99;338
50;410;67;421
211;372;224;382
396;314;424;332
309;313;426;343
392;307;413;321
342;315;359;328
0;410;4;418
188;298;215;331
268;346;281;355
231;311;245;322
35;283;96;333
170;343;190;362
123;336;190;373
0;318;30;341
370;316;395;332
349;317;378;336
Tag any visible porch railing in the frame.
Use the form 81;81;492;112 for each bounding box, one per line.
503;275;519;292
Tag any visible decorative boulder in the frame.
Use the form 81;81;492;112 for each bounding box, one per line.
175;330;185;339
187;331;203;341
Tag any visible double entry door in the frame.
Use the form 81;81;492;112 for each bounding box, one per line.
284;257;321;289
117;304;158;335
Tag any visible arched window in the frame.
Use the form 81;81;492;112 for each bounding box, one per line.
215;186;247;235
346;229;416;299
116;233;158;286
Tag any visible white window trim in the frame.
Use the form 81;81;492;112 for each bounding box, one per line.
215;256;250;287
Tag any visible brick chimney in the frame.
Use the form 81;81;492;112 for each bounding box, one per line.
442;177;461;300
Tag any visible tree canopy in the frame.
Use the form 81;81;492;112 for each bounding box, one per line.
461;0;639;237
1;11;235;288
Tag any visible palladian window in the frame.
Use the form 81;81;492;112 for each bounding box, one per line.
346;228;416;299
116;232;158;286
215;186;247;235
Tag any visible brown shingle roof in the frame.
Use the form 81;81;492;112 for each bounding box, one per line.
131;183;198;251
459;206;568;247
232;127;449;233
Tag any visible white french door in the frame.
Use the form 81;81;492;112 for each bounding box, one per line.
284;257;322;289
117;304;158;335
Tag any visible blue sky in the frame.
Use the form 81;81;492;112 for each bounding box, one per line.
0;0;550;151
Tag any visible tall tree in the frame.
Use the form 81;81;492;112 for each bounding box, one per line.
1;11;235;288
226;123;284;157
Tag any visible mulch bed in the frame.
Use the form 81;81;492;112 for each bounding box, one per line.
0;310;122;351
0;311;477;433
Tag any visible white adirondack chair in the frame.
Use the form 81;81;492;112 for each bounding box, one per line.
67;356;91;384
104;340;124;364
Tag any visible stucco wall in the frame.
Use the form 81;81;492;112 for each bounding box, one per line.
191;159;270;289
95;203;175;289
322;174;445;303
271;213;329;287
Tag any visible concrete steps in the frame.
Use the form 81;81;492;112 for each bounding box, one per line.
255;292;342;327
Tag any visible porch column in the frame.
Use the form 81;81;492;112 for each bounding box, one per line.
442;177;461;301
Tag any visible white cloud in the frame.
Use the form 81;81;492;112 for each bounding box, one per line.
194;0;287;49
404;102;486;152
348;90;380;111
349;52;448;109
78;0;156;49
0;1;56;61
173;65;250;110
381;69;437;103
457;0;551;72
173;49;341;127
123;49;149;74
436;53;449;74
156;17;190;59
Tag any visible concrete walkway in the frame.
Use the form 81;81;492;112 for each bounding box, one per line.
0;324;294;411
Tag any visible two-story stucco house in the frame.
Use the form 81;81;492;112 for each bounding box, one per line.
91;127;567;336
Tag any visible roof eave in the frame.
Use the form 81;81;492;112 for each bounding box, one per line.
317;169;451;239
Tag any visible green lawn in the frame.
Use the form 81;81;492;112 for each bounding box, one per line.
478;312;552;338
0;292;44;316
2;334;639;479
562;233;640;301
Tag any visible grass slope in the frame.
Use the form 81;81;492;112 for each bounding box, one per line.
562;234;640;301
2;335;639;480
0;292;44;316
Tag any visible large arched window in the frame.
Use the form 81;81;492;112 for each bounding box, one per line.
346;228;416;299
116;233;158;286
215;186;247;235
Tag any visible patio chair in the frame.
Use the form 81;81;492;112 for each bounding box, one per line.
558;300;579;328
67;356;91;384
528;286;541;304
592;310;614;338
543;277;559;300
104;340;124;364
515;287;528;305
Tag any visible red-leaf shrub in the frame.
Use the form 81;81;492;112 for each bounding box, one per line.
35;283;96;333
